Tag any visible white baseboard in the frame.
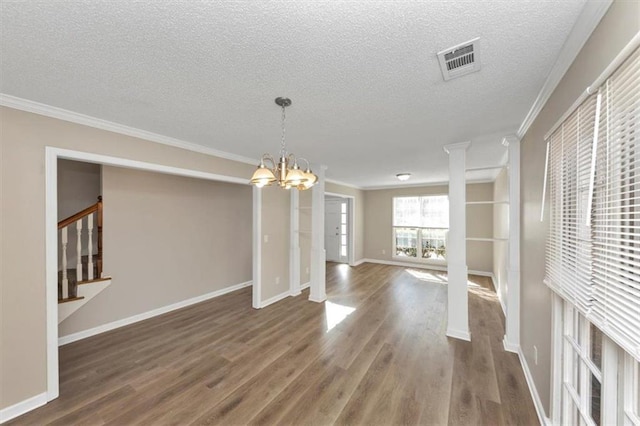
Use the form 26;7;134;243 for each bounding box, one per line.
359;258;493;277
0;392;47;423
351;258;366;266
517;346;551;426
58;280;252;346
446;327;471;342
300;281;310;290
259;290;291;308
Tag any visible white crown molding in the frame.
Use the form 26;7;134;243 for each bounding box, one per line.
325;178;365;190
362;178;496;191
0;93;259;166
516;0;613;139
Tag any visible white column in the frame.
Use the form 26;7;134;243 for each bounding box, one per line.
502;136;521;352
309;165;327;303
252;186;262;309
290;189;301;296
444;141;471;341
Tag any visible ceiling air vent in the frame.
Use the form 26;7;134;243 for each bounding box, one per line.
437;37;481;81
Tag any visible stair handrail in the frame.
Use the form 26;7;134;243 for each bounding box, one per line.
58;196;103;279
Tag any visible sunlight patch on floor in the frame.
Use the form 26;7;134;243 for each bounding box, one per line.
325;301;356;332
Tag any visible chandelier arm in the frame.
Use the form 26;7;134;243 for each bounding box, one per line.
297;157;311;171
261;153;277;171
286;153;298;167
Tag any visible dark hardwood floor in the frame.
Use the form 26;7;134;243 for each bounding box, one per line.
10;262;539;425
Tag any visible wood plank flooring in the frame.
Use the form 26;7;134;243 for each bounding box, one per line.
10;263;539;425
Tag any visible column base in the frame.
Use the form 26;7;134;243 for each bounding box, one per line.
503;336;519;353
308;294;327;303
446;327;471;342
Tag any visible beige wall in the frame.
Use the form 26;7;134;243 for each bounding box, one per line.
520;0;639;414
492;168;509;309
59;167;252;336
57;159;101;220
57;160;102;268
325;181;365;262
363;183;495;273
260;185;290;301
0;106;257;409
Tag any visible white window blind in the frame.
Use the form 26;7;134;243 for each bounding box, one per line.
545;46;640;361
591;47;640;360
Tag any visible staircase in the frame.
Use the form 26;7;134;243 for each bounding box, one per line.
58;196;112;323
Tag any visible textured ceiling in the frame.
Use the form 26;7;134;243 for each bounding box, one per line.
0;0;587;188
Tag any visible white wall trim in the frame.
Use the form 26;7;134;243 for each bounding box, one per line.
300;281;311;290
517;346;552;426
259;290;292;309
50;147;249;185
352;259;366;267
44;146;258;405
1;94;258;166
58;280;252;346
516;0;613;138
359;258;493;277
0;392;48;424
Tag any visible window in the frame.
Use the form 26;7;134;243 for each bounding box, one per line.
546;44;640;425
393;195;448;261
554;296;640;426
561;303;603;425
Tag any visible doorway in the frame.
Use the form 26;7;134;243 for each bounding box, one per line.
325;195;351;264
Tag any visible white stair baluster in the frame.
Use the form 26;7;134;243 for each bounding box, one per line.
87;213;94;280
76;219;83;282
61;227;69;299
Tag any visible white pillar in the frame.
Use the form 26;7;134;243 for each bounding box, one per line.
502;136;521;352
444;141;471;341
290;189;301;296
309;165;327;303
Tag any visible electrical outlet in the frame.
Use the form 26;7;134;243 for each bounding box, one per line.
275;276;280;284
264;234;269;243
382;249;386;255
534;345;538;365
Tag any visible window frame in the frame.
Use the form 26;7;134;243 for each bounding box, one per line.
391;194;449;265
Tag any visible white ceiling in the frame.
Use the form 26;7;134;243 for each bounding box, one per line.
0;0;587;188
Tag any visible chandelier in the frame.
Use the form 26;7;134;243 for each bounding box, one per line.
250;97;318;190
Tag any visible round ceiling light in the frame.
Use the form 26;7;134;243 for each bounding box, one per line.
396;173;411;181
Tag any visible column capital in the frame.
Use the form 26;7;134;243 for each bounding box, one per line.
501;135;521;147
443;141;471;154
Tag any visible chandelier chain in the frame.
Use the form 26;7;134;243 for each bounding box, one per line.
280;104;286;156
